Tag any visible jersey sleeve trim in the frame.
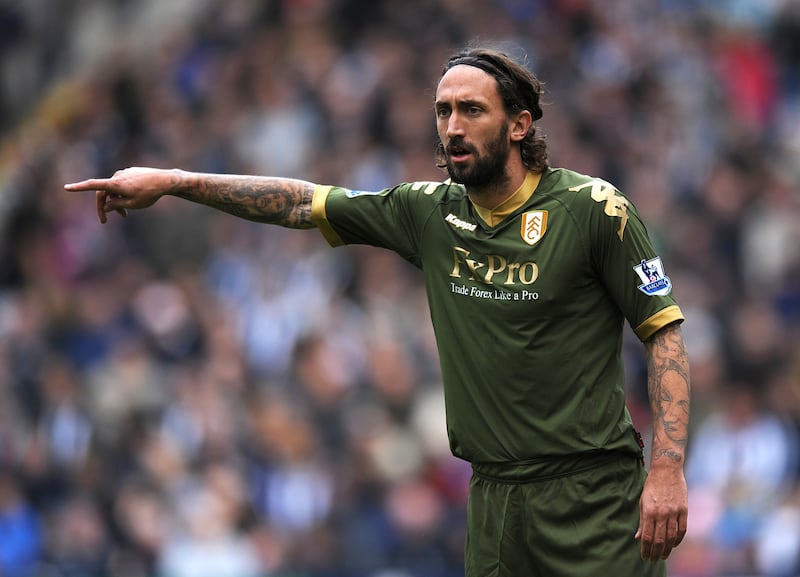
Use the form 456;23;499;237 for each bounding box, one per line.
311;184;345;247
634;305;685;341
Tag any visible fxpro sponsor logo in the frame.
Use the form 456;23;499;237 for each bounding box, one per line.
445;213;477;232
449;246;539;286
633;257;672;296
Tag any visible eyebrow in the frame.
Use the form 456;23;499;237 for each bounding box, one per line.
434;97;485;110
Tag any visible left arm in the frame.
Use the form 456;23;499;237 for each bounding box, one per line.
635;321;690;562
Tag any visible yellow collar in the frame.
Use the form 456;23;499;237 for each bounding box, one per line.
472;171;542;227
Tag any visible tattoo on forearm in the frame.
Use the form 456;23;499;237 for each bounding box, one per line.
173;173;316;228
645;323;691;464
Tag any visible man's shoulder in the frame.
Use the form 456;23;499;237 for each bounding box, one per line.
542;167;619;194
540;168;626;210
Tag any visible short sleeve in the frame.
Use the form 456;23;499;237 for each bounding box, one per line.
585;184;684;341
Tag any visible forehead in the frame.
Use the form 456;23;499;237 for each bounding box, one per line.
435;64;501;104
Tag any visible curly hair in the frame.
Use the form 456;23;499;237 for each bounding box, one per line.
435;48;549;173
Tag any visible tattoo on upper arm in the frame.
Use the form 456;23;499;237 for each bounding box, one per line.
177;175;316;228
645;323;691;463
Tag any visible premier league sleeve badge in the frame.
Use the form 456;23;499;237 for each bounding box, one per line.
633;256;673;296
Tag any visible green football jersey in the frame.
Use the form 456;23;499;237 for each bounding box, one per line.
312;167;684;464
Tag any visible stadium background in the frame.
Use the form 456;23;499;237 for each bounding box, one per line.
1;0;799;575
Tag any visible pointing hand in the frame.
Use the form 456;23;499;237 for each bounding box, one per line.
64;167;177;223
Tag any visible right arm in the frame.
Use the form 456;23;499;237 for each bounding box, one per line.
64;167;317;228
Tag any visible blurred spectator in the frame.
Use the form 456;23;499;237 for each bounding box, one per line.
156;462;263;577
754;489;800;577
35;356;92;468
0;471;41;577
683;381;799;574
45;494;110;577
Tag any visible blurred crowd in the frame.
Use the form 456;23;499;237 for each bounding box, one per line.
1;0;799;576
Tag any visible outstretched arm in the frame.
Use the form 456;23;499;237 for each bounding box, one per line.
636;321;691;562
64;167;316;228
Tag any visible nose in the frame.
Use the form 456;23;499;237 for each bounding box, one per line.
445;111;465;139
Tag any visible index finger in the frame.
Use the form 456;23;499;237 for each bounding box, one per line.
64;178;115;192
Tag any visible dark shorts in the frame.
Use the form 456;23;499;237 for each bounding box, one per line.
465;451;666;577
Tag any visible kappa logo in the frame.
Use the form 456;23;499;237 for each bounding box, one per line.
445;213;477;232
633;257;673;296
521;210;548;246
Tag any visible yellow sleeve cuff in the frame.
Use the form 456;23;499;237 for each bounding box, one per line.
311;184;345;247
634;305;685;341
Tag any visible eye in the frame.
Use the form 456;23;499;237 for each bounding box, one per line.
436;106;451;119
467;105;482;116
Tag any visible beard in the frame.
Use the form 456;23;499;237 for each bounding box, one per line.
444;124;511;189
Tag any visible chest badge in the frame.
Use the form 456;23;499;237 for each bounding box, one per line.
521;210;548;246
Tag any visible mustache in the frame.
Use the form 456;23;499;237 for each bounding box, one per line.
445;137;476;155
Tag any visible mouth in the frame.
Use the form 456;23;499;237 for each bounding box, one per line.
446;141;474;163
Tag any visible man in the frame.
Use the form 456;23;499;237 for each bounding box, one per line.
66;47;690;576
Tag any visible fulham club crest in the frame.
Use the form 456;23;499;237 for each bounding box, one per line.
521;210;548;246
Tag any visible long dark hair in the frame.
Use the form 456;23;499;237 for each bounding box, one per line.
436;48;549;173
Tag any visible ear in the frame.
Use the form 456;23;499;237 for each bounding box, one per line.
509;110;533;142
